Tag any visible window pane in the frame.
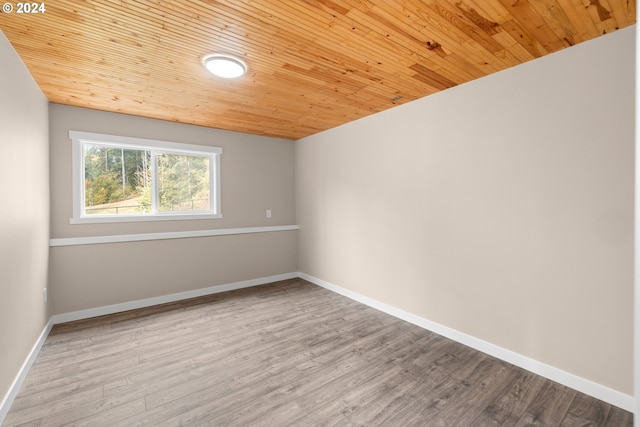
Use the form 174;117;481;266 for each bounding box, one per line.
72;131;221;223
157;154;210;212
84;144;151;215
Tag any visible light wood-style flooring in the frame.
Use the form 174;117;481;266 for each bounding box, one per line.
3;278;633;426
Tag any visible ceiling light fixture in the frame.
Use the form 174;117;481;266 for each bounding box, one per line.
203;54;247;79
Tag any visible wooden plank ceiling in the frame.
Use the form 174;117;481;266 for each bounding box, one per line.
0;1;635;140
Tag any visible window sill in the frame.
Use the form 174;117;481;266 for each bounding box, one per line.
69;213;223;224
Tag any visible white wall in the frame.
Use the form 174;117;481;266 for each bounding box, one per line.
0;31;50;414
49;105;297;314
296;26;635;398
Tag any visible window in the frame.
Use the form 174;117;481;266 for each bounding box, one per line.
70;131;222;223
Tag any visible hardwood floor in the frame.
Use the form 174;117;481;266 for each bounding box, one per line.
3;278;632;426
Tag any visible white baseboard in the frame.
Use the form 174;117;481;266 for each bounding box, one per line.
0;272;298;423
3;271;633;424
298;272;635;413
0;318;54;426
52;272;299;324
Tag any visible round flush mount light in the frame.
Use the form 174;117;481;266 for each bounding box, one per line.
203;54;247;78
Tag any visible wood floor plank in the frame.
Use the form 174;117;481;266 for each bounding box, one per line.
293;343;435;425
381;354;507;425
560;391;612;426
150;326;408;425
604;407;634;427
2;278;632;426
46;398;147;427
469;369;548;426
426;364;522;426
4;385;104;425
220;330;436;426
514;381;577;426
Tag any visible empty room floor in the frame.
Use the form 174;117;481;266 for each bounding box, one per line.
2;279;632;426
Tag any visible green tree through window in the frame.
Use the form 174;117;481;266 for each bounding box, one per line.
84;145;152;214
71;131;221;222
157;154;210;212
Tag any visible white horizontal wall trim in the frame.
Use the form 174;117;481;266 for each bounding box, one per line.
49;225;299;247
0;318;54;426
52;272;298;324
298;272;635;413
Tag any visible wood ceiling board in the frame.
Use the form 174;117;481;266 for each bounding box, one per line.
0;0;634;140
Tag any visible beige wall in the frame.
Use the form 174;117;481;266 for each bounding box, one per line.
296;27;635;395
49;105;297;314
0;32;50;406
50;232;298;314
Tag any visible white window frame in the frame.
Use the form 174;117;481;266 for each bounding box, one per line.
70;131;222;224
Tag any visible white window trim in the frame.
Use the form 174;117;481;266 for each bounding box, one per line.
70;131;222;224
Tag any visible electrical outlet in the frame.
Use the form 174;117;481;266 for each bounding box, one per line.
43;288;47;303
266;209;272;218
